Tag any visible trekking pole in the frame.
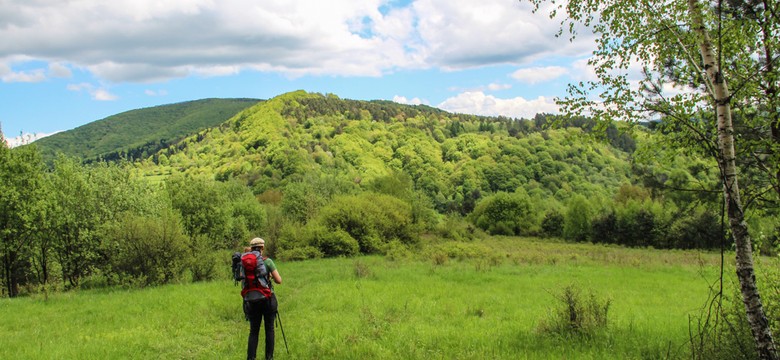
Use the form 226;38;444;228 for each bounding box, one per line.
276;310;290;354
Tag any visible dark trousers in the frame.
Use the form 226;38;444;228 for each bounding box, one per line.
245;295;277;360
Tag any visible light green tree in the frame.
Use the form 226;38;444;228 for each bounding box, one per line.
563;195;591;242
0;141;46;297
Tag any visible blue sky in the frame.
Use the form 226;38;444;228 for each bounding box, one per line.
0;0;598;147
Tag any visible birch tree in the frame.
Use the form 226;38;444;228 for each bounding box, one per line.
524;0;778;357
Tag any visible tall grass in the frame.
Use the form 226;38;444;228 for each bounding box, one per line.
0;237;754;359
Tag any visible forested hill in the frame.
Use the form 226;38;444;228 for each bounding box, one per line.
134;90;638;215
31;98;260;163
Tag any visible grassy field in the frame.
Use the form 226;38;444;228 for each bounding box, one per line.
0;237;751;359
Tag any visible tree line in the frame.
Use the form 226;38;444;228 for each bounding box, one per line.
0;143;265;297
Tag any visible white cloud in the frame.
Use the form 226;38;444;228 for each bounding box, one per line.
570;58;598;82
393;95;428;105
67;82;118;101
0;0;404;81
0;0;595;83
487;83;512;91
48;62;72;78
1;68;46;83
0;59;71;82
511;66;568;84
438;91;559;119
3;131;61;148
448;83;512;93
93;88;118;101
66;82;91;92
412;0;594;69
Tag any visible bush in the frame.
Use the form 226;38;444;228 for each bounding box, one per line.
189;235;219;282
434;215;478;241
353;260;374;279
381;240;413;261
276;220;311;254
100;210;190;286
541;210;564;238
537;284;611;338
470;191;536;236
276;246;323;261
316;192;416;255
666;206;722;249
615;201;657;247
315;229;360;257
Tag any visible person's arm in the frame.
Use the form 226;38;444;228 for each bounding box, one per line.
270;269;282;284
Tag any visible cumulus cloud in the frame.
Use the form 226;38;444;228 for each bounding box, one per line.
393;95;428;105
438;91;558;119
0;60;71;82
511;66;568;84
1;68;46;83
0;0;405;81
67;82;118;101
93;88;118;101
3;131;61;148
487;83;512;91
48;62;72;78
0;0;594;83
412;0;593;69
448;82;512;94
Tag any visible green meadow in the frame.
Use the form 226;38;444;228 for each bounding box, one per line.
0;237;747;359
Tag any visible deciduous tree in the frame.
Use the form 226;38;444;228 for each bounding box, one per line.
525;0;778;356
0;141;46;297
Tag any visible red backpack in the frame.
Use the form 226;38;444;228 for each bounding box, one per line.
239;251;273;302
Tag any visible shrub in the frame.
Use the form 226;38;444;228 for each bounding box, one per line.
434;215;478;241
316;192;416;255
470;191;536;236
537;284;611;338
276;220;311;254
315;229;360;257
276;246;323;261
541;210;564;238
615;201;657;247
353;260;374;279
381;239;413;261
189;235;219;282
100;210;190;286
190;249;219;282
665;206;722;249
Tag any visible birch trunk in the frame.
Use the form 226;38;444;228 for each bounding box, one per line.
688;0;778;358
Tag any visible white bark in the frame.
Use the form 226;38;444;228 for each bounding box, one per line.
688;0;778;358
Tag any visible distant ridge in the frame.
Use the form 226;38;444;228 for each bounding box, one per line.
31;98;261;163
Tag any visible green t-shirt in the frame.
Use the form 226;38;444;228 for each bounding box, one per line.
264;257;277;273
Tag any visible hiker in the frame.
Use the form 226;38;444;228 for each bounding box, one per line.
241;237;282;360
